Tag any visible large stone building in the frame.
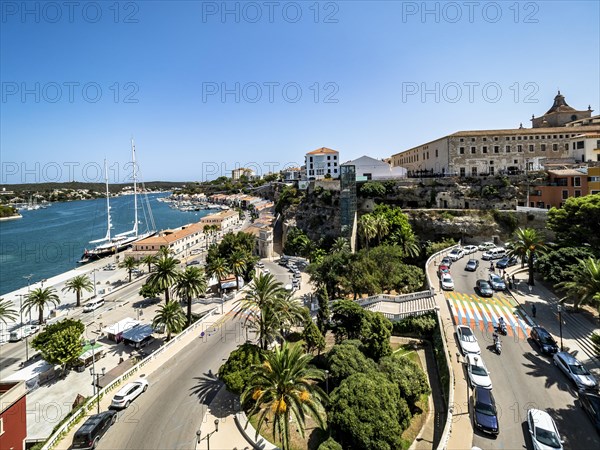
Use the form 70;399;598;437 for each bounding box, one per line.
389;92;600;177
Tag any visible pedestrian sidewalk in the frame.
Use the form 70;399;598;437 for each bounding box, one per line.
507;269;600;374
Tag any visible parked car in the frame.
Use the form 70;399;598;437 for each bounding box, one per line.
478;242;496;251
465;259;479;272
110;378;149;409
482;248;506;260
186;260;200;266
472;386;499;435
457;325;481;355
9;325;39;342
553;352;598;389
83;298;105;313
463;245;478;255
578;389;600;433
488;274;506;291
476;279;494;297
527;409;564;450
530;326;559;355
466;354;492;390
496;256;518;269
438;264;451;278
441;273;454;290
441;256;453;267
449;248;465;261
72;410;117;449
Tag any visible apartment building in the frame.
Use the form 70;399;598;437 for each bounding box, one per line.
305;147;340;180
529;167;588;209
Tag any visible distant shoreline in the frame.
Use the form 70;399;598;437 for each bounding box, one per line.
0;214;23;221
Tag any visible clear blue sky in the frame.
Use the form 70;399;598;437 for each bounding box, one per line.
1;1;599;183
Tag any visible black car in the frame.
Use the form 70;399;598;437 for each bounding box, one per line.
530;326;559;355
465;259;479;272
72;410;117;449
472;386;499;435
476;279;494;297
578;389;600;433
496;256;518;269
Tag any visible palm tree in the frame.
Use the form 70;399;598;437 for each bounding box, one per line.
358;214;377;250
147;255;181;303
330;237;350;254
508;227;547;286
557;258;600;310
235;273;286;350
0;298;18;325
241;343;327;450
62;275;94;307
206;257;230;297
140;254;157;273
276;293;306;339
158;246;173;258
229;250;248;290
152;300;186;341
22;287;60;325
175;266;208;326
119;256;139;283
372;214;389;245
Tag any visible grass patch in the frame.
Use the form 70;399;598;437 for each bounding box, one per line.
401;392;430;448
393;344;420;365
247;410;327;450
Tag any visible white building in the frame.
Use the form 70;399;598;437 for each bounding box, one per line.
305;147;340;180
342;155;407;180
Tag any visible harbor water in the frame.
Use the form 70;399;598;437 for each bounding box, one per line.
0;193;215;295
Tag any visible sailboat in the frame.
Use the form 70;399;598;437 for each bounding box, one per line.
79;140;156;264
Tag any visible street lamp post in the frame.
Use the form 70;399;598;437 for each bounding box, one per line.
557;304;564;351
93;269;97;297
325;369;329;395
196;419;219;450
23;274;33;324
89;339;106;415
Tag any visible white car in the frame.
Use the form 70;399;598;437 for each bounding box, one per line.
463;245;478;255
440;273;454;290
110;378;149;409
83;298;105;313
478;242;496;251
488;274;506;291
448;248;465;261
466;354;492;389
527;409;564;450
456;325;481;355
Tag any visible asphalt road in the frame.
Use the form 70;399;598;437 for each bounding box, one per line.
443;253;600;450
98;315;246;450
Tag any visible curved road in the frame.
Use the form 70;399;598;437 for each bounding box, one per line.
441;252;600;450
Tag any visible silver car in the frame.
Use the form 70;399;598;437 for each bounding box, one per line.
553;352;598;389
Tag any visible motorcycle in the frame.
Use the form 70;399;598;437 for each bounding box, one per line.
497;321;507;335
494;337;502;354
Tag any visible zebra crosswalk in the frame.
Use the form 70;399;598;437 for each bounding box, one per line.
445;291;532;340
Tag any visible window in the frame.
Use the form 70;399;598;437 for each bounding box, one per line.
309;156;313;162
494;137;498;141
575;190;581;197
460;167;466;177
529;145;534;152
459;147;465;154
553;143;558;151
436;149;438;157
494;146;499;153
565;143;569;150
517;145;523;152
482;146;488;153
460;138;464;142
506;145;511;153
489;166;495;175
574;177;581;187
518;136;522;140
471;167;478;176
333;155;337;159
589;176;600;182
327;155;331;160
483;137;487;141
506;137;510;141
562;190;569;200
596;140;600;148
471;137;475;142
541;144;546;151
471;146;476;154
559;135;563;139
535;135;539;140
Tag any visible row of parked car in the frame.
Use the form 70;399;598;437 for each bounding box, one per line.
72;378;150;449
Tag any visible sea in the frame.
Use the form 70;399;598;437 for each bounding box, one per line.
0;193;215;295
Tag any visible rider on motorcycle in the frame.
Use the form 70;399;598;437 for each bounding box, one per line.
493;331;499;344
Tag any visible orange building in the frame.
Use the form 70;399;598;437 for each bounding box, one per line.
0;381;27;450
529;168;588;209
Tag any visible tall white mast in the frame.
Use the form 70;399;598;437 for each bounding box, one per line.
105;159;112;241
131;138;139;237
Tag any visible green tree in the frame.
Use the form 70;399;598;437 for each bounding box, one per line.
119;256;139;283
331;300;365;342
316;284;331;334
329;372;409;450
241;343;327;450
318;437;343;450
358;214;377;250
360;181;386;198
327;341;377;388
139;282;161;299
175;266;208;326
31;319;85;348
228;250;248;290
547;193;600;249
424;238;457;258
206;256;230;296
379;355;431;411
152;300;186;341
235;273;286;350
218;343;263;395
32;327;82;372
330;237;350;254
372;214;389;245
360;311;392;362
284;227;312;257
373;204;420;257
536;246;595;285
302;318;326;355
62;275;94;308
22;287;60;325
147;255;181;303
0;298;18;325
508;227;547;286
140;254;157;273
557;258;600;310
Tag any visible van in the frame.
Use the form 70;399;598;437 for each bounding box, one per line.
83;298;105;313
482;248;506;260
72;410;117;449
9;325;39;342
